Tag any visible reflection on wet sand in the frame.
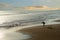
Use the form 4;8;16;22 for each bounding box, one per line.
18;24;60;40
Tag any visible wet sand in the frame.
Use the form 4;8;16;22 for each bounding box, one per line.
17;24;60;40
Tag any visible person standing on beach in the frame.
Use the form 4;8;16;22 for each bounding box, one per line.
42;21;45;27
42;21;46;32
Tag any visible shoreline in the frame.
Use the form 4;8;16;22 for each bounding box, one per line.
17;24;60;40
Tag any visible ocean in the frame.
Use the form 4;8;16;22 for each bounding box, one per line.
0;10;60;27
0;10;60;40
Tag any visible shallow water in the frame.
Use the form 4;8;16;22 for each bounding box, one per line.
0;28;31;40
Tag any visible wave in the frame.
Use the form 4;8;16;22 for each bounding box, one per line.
0;11;60;28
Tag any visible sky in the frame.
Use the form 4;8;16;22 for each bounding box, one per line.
0;0;60;7
0;0;60;11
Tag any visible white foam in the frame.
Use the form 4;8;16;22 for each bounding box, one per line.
0;27;30;40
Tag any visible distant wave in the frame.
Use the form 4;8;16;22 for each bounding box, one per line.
0;11;60;28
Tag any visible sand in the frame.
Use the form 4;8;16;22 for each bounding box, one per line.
17;24;60;40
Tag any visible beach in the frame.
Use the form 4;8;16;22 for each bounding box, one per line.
0;11;60;40
17;24;60;40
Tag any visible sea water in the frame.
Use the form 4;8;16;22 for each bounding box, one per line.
0;10;60;26
0;10;60;40
0;28;31;40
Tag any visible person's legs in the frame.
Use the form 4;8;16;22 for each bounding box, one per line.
43;24;45;27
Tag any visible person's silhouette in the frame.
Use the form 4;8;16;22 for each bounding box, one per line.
42;21;45;27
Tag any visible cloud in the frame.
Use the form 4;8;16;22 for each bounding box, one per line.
45;0;52;2
0;3;13;11
23;6;60;10
0;3;10;8
32;0;52;3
